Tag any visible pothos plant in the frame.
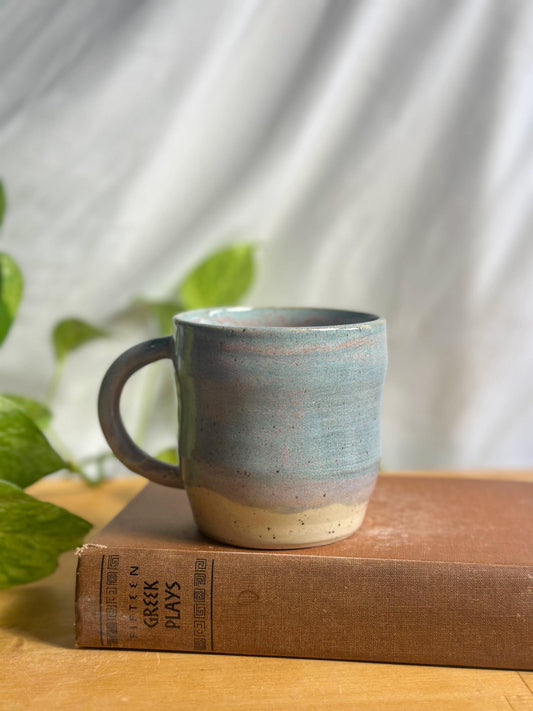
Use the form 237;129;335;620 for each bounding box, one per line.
0;179;256;589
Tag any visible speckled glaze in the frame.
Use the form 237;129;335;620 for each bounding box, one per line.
98;307;387;549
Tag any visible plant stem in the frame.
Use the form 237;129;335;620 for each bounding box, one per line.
46;360;65;404
45;424;94;483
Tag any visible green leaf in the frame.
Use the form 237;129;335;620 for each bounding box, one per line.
178;243;255;310
0;394;52;430
0;252;23;346
0;480;91;588
0;180;5;229
134;299;181;336
0;396;68;487
52;318;107;363
156;447;178;465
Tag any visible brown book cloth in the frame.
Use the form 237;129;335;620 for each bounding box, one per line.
75;475;533;669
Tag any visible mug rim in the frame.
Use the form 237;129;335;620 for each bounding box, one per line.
173;306;385;331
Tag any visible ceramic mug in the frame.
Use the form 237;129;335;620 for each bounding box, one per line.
98;307;387;549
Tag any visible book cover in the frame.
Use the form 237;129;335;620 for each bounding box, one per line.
75;475;533;669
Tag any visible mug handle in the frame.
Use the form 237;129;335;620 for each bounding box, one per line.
98;336;184;488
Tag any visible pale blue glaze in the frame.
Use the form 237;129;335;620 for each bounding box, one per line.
175;308;387;514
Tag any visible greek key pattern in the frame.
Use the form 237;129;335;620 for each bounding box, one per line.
101;555;120;647
193;558;212;651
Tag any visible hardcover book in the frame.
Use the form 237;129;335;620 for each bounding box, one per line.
75;475;533;669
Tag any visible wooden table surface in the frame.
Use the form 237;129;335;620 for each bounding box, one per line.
1;471;532;711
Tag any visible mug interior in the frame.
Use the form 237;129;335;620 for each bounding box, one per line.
176;307;380;329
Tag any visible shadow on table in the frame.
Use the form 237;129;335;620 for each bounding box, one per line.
0;554;77;649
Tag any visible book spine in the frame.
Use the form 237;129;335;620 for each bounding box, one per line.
75;546;533;669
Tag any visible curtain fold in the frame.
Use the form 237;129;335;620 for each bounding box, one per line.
1;0;532;469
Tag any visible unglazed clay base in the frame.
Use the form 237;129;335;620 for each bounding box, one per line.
187;485;369;549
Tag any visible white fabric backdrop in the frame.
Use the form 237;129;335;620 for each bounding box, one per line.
1;0;532;472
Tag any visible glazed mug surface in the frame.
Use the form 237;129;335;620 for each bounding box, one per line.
98;307;387;549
